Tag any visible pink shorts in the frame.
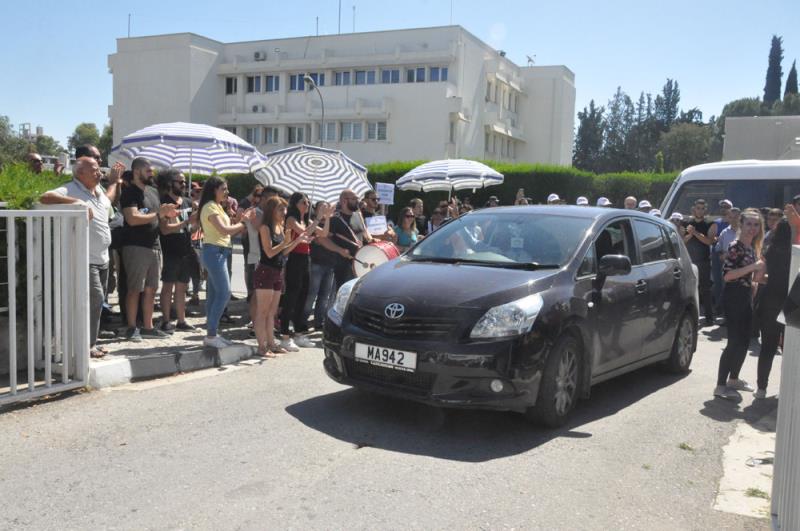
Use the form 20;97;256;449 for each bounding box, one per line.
254;264;283;291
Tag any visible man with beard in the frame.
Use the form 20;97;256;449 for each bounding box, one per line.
120;157;176;341
317;189;362;290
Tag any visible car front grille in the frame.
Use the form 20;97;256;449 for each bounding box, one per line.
343;358;435;395
350;307;458;339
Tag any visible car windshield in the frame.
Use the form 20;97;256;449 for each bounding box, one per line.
409;211;593;267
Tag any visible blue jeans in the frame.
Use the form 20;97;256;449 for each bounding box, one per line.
304;262;335;329
202;244;232;336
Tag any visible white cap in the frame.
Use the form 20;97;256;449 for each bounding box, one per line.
649;209;662;217
669;212;683;221
547;193;560;204
638;200;652;209
576;196;589;206
596;197;612;207
719;199;733;208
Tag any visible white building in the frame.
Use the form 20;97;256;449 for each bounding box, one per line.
723;116;800;161
108;26;575;166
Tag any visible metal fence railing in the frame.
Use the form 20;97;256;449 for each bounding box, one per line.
1;205;90;406
772;244;800;530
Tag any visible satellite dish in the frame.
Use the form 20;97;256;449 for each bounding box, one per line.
526;54;536;66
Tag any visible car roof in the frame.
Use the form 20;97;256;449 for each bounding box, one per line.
474;205;671;225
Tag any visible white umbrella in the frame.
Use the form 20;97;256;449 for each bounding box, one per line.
395;159;504;192
256;144;372;204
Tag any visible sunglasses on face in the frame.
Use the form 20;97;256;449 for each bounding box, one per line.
404;214;414;218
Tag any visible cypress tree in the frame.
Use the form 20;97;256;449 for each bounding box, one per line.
764;35;784;106
786;60;798;97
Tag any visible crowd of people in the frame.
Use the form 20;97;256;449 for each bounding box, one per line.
32;149;799;391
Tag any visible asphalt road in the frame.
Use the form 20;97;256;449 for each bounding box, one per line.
0;325;776;530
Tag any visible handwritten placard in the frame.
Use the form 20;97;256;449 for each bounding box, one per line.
376;182;395;206
366;215;388;235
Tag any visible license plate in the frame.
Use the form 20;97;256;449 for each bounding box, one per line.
354;343;417;372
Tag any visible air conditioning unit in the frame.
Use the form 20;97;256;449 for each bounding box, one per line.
252;105;260;113
254;51;267;61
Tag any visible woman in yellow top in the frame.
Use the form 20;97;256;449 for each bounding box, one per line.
198;177;256;348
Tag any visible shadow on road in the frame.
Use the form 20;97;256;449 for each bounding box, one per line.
699;397;778;433
286;365;689;462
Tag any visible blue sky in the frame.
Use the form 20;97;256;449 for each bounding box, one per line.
3;0;799;147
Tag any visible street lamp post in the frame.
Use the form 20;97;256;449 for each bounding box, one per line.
304;74;325;148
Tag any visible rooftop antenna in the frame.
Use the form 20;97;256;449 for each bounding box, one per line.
316;16;319;36
352;5;356;32
526;54;536;66
450;0;454;24
338;0;341;34
127;13;131;37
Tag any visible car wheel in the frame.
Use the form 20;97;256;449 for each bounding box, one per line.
664;312;695;373
526;334;581;428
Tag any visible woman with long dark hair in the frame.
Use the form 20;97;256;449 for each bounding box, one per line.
198;177;255;348
714;209;766;399
304;201;337;330
396;206;419;252
754;218;792;398
253;197;312;357
279;192;331;350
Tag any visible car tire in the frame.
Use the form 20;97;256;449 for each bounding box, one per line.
663;312;695;373
526;334;582;428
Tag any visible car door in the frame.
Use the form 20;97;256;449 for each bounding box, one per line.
632;219;682;359
581;218;646;376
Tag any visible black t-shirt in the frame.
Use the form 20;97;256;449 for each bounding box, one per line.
159;194;193;258
362;209;375;218
259;225;287;269
121;184;161;249
331;213;361;257
684;217;711;263
415;215;428;236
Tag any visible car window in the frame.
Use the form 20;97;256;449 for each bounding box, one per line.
634;219;669;263
661;226;677;259
594;219;636;264
577;243;596;276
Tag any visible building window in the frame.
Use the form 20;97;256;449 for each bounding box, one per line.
486;81;492;101
223;126;237;135
265;75;280;92
492;135;497;154
355;70;376;85
334;71;351;86
288;126;305;144
441;67;448;81
416;67;425;82
367;121;387;141
484;132;490;152
289;74;302;91
319;122;337;142
430;67;446;82
381;69;400;84
449;121;455;143
264;127;279;145
246;75;261;93
225;77;237;95
245;127;260;145
341;122;363;142
509;140;515;159
307;72;325;87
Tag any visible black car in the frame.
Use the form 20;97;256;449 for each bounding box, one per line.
323;206;699;427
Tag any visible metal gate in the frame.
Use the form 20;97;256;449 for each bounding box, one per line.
1;205;90;406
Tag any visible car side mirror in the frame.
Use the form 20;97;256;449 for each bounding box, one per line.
598;254;632;277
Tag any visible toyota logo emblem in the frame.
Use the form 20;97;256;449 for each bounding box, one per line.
384;303;405;319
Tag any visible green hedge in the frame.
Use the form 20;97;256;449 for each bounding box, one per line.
0;163;70;209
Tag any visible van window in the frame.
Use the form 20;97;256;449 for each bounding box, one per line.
669;180;775;217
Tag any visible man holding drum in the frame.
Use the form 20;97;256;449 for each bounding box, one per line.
317;189;363;290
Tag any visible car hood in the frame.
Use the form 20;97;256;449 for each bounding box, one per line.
353;258;560;309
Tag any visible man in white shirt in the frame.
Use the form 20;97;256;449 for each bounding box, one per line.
40;157;113;358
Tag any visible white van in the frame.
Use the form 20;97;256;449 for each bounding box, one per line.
659;159;800;217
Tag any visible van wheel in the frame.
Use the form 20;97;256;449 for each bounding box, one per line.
526;335;581;428
663;313;695;373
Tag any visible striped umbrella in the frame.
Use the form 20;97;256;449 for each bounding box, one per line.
395;159;504;192
255;144;371;204
110;122;265;179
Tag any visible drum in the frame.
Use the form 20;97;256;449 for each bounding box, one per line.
353;241;400;277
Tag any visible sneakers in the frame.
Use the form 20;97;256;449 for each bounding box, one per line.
140;328;169;338
176;321;196;331
727;379;754;392
294;335;316;348
203;336;229;349
714;385;740;400
160;322;176;335
125;327;142;343
754;389;767;399
280;338;300;352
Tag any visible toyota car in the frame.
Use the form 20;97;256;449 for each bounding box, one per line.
322;206;698;427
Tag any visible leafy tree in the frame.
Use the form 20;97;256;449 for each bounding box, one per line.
602;87;634;172
658;123;712;171
772;93;800;115
67;122;100;153
655;151;665;173
0;115;30;170
573;100;605;172
97;122;113;163
34;135;65;156
785;60;798;97
654;79;681;130
678;108;703;124
764;35;784;107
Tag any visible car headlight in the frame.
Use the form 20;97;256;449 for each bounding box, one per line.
470;293;544;339
328;278;359;326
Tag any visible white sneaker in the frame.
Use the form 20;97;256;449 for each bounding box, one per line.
754;389;767;399
280;338;300;352
204;336;229;349
727;379;754;392
294;335;316;348
714;385;740;400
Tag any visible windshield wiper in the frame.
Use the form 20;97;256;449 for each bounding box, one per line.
408;256;462;264
491;262;561;270
409;256;560;270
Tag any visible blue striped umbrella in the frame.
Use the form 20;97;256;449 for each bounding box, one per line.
395;159;504;192
256;144;371;204
110;122;265;177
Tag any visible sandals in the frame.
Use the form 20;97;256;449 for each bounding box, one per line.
96;346;109;354
268;343;288;354
90;348;106;359
256;346;277;359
